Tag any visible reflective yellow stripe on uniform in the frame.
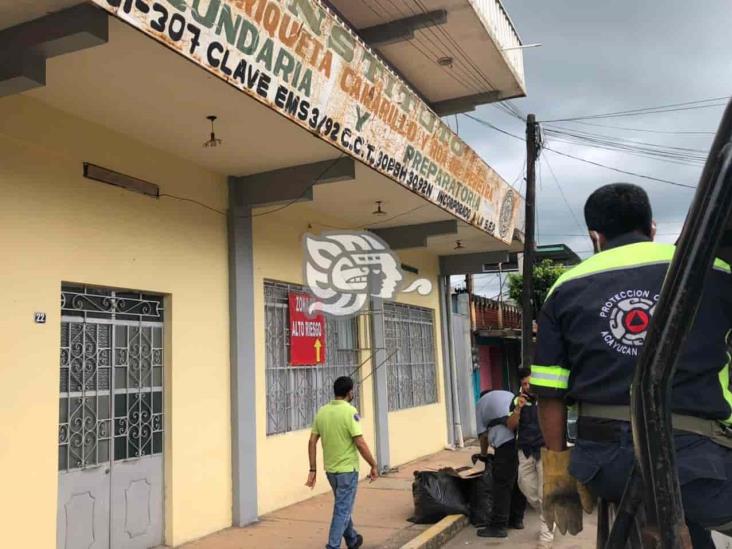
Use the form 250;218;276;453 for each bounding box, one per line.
546;242;732;299
531;364;570;389
721;350;732;426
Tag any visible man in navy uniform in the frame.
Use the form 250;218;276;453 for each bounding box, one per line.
532;183;732;548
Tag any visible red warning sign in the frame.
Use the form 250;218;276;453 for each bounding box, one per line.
289;292;326;366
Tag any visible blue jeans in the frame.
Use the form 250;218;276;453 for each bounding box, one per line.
326;471;360;549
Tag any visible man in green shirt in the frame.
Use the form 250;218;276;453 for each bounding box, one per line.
306;376;378;549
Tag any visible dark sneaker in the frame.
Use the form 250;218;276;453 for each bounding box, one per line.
348;534;363;549
477;526;508;538
509;519;525;530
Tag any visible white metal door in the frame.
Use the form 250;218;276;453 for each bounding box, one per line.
58;286;164;549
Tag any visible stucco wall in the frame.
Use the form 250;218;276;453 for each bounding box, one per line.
0;96;231;547
252;212;448;513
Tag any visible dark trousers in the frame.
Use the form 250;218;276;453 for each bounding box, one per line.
491;439;527;528
570;422;732;549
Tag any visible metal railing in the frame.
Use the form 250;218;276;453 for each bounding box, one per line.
472;294;522;330
469;0;526;86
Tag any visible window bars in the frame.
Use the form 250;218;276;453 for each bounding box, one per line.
384;302;438;411
264;281;361;435
59;284;164;471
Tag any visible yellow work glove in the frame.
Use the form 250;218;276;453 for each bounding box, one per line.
541;448;596;535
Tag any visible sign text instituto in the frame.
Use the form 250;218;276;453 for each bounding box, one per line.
94;0;521;242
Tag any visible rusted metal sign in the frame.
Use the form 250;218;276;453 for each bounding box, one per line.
92;0;522;241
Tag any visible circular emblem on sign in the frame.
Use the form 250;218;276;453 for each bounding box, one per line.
608;297;655;347
498;190;515;239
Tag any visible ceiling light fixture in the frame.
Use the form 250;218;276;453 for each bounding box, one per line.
437;56;454;68
372;201;387;216
203;115;222;148
454;240;465;250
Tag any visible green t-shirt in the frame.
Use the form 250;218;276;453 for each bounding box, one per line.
312;400;363;473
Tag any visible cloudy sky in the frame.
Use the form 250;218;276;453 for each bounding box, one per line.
453;0;732;298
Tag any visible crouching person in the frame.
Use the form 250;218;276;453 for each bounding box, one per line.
474;389;527;538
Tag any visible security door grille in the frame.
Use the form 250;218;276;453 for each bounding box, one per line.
265;281;360;435
384;302;438;411
58;284;164;549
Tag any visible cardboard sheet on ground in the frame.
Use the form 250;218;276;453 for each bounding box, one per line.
456;462;485;479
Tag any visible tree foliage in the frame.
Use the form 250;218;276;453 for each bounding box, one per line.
507;259;568;310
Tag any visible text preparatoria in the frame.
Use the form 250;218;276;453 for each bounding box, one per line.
95;0;520;241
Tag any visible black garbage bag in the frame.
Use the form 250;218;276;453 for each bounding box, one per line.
410;469;469;524
468;456;494;527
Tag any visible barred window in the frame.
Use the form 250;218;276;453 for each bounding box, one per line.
265;281;361;435
384;302;438;411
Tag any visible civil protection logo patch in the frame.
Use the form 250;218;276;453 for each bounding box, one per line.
599;290;658;355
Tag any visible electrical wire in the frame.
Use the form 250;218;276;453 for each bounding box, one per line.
364;204;430;228
247;154;348;218
159;194;226;215
365;0;478;93
463;114;697;190
541;127;708;167
392;0;527;121
542;146;696;189
543;125;709;155
555;120;716;136
541;155;584;233
541;96;729;123
163;155;349;219
542;231;680;237
410;0;500;91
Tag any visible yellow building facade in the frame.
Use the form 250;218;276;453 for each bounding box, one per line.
0;0;526;547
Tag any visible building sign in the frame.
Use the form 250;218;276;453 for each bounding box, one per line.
93;0;522;242
289;291;326;365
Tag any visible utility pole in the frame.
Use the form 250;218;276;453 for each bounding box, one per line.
521;114;539;368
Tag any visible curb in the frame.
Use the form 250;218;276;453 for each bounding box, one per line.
399;515;469;549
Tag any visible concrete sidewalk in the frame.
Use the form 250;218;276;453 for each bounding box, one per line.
183;446;477;549
444;508;597;549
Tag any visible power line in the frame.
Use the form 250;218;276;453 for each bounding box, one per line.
544;126;709;154
542;231;680;237
404;0;527;121
542;127;708;167
556;120;716;136
541;96;729;123
542;155;584;233
463;114;697;190
543;146;696;189
365;0;480;94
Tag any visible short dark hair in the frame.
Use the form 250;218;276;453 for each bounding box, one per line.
517;367;531;380
334;376;354;397
584;183;653;239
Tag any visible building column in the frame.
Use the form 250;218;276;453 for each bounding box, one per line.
438;276;456;445
369;297;391;471
228;178;258;526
